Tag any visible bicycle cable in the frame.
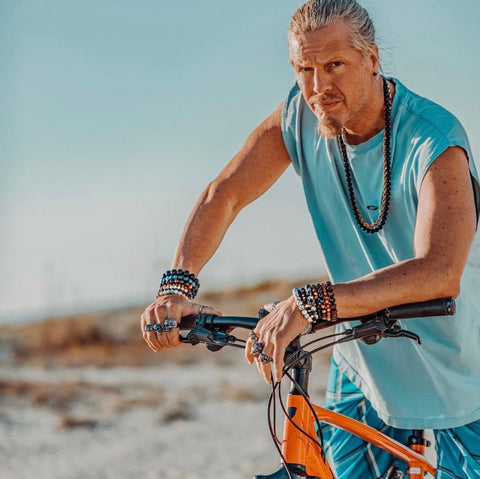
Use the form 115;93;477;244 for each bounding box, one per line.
279;339;344;451
275;332;363;461
282;331;347;372
267;374;295;479
266;354;333;478
265;372;299;479
273;333;364;456
264;338;345;479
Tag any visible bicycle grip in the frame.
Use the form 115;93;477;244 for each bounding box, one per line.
179;314;198;330
313;297;456;331
385;297;455;320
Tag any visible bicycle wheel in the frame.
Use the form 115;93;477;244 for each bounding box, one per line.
384;465;405;479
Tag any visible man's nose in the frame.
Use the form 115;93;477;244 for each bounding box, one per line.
313;69;330;94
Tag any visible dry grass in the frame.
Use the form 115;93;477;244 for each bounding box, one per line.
217;379;266;403
0;378;166;414
57;415;99;430
0;278;325;369
158;399;194;423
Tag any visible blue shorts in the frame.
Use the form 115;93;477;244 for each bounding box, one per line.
322;358;480;478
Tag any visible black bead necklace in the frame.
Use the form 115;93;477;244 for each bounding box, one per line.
336;77;392;234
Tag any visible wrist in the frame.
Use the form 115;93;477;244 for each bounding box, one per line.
292;281;338;328
288;295;313;336
156;269;200;300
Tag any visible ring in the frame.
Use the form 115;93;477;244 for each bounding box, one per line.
272;300;280;309
153;323;163;334
198;305;207;314
163;318;178;333
249;330;258;341
145;324;156;332
259;353;273;364
251;341;263;357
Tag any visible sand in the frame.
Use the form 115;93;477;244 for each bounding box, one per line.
0;281;434;478
0;355;330;479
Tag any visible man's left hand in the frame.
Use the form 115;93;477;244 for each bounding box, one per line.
245;296;309;384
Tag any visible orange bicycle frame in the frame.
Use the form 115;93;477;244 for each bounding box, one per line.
281;393;435;478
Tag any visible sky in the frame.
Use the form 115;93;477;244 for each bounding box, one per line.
1;0;479;323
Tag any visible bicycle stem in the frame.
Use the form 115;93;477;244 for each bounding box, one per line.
285;338;313;397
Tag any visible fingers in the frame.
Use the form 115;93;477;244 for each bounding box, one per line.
141;311;162;352
245;331;257;365
141;296;223;352
245;330;276;384
258;348;275;385
245;322;277;384
263;303;274;313
197;304;223;316
246;297;305;384
155;306;179;348
272;346;284;384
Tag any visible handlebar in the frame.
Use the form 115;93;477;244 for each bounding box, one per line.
180;297;455;333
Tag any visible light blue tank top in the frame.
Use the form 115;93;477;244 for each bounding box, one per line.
281;78;480;429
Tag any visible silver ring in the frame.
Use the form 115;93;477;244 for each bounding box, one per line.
153;323;163;334
251;342;263;358
163;318;178;333
259;353;273;364
145;324;156;332
249;330;258;341
198;305;207;314
272;300;280;309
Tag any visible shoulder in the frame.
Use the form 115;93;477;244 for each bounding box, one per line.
393;79;468;143
392;79;476;190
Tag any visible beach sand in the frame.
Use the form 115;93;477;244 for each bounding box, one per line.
0;280;331;479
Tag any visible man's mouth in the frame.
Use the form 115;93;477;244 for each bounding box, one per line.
313;100;341;113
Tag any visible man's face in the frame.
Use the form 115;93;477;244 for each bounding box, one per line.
289;19;378;138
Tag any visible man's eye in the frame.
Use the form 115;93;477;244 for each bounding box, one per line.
300;66;314;72
330;61;343;68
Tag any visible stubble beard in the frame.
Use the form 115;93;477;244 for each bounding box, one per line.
316;115;343;138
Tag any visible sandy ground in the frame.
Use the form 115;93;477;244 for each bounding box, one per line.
0;282;435;478
0;353;330;479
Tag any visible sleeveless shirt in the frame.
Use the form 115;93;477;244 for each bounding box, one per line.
281;78;480;429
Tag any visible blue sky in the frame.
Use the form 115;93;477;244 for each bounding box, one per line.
1;0;479;322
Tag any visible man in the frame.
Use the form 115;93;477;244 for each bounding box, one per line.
141;0;480;477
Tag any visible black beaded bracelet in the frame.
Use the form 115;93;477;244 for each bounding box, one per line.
293;281;337;330
156;269;200;300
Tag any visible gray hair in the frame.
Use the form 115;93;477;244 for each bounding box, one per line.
289;0;376;55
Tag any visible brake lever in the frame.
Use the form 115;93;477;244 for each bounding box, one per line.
339;317;386;345
340;317;421;345
181;325;237;348
382;325;421;344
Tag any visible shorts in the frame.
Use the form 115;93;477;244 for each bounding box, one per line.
322;358;480;478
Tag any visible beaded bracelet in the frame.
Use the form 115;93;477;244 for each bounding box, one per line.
293;281;337;334
156;269;200;300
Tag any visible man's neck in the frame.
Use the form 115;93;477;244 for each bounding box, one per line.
342;79;394;146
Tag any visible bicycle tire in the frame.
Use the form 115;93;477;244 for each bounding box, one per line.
385;466;405;479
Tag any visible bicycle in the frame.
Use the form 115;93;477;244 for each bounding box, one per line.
178;297;456;479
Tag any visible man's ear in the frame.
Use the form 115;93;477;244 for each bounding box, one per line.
369;44;380;75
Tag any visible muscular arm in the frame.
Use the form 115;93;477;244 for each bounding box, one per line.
333;146;477;316
249;146;477;383
142;104;291;352
172;103;291;274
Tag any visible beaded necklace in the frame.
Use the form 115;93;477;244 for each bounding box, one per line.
336;77;392;234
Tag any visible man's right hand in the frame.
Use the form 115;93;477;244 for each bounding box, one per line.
140;295;222;352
